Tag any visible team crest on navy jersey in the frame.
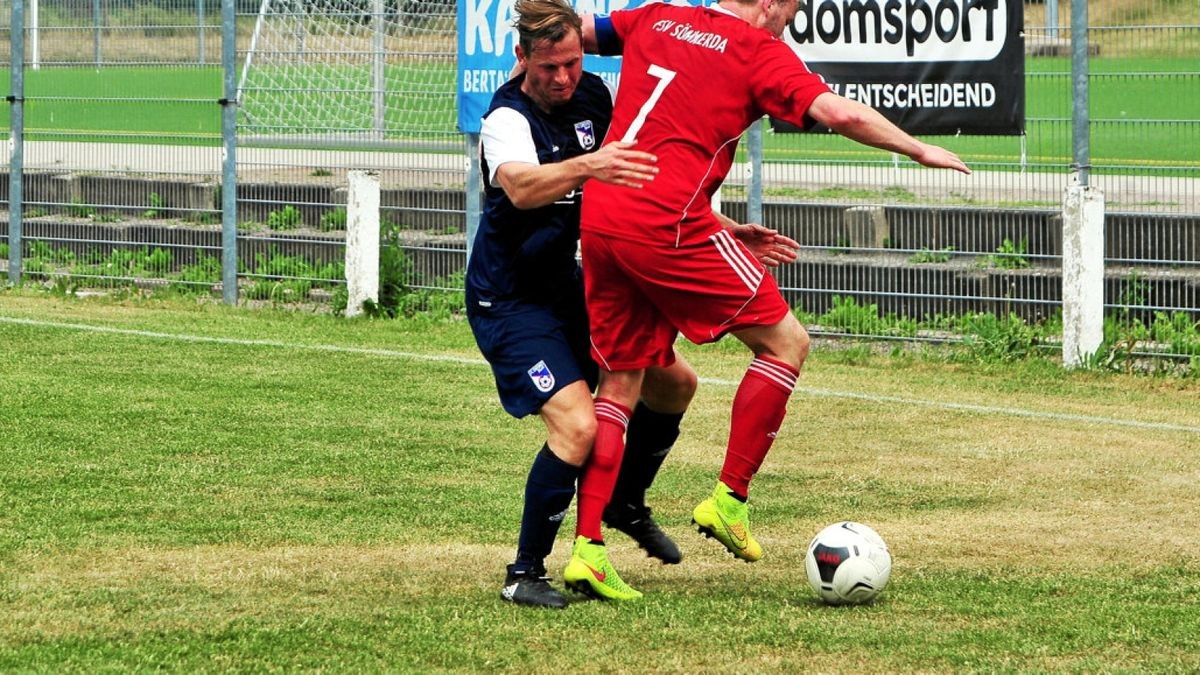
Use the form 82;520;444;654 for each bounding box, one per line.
527;360;556;393
574;120;596;150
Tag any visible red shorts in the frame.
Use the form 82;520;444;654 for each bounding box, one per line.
581;227;790;371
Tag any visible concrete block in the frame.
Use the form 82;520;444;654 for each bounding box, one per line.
185;183;217;213
381;187;469;231
236;182;339;227
48;174;81;207
0;172;67;208
844;205;890;249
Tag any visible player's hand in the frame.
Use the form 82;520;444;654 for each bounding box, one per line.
586;140;658;188
728;222;800;267
912;143;971;175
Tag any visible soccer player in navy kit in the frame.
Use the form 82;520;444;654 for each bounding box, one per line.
468;0;694;607
470;0;802;607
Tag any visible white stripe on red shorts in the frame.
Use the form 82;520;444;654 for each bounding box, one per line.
709;229;763;292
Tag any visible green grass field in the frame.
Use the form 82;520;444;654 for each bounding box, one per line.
10;67;223;142
1;291;1198;671
1;58;1196;168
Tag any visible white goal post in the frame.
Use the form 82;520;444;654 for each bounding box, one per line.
236;0;456;148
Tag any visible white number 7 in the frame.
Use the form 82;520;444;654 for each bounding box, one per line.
620;64;676;143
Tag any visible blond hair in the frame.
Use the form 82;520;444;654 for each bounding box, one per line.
513;0;583;56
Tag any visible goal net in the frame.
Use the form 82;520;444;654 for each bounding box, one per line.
237;0;456;148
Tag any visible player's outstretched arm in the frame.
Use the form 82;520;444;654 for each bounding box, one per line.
807;93;972;175
494;140;657;210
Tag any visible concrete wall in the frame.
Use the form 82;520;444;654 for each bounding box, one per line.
3;181;1198;318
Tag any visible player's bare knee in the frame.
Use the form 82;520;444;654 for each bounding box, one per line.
544;405;597;465
773;314;810;368
669;366;699;406
560;415;597;462
642;365;698;410
742;316;808;369
794;324;811;365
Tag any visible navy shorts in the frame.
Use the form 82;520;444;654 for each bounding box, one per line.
468;297;598;419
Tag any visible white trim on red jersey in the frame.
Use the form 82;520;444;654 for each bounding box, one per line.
676;133;741;247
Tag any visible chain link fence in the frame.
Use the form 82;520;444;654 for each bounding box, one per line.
0;0;462;304
2;1;1198;358
720;0;1199;357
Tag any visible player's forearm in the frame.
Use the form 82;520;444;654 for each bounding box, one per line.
713;210;738;230
499;159;589;210
810;94;924;160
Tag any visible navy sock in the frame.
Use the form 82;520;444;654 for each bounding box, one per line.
513;443;580;574
610;402;684;511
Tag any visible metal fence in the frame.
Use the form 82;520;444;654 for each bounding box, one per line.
0;0;464;306
2;1;1198;358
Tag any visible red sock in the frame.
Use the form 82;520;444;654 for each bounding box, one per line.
576;398;632;541
719;355;799;498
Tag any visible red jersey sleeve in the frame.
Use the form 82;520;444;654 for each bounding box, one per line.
749;39;832;130
605;5;643;43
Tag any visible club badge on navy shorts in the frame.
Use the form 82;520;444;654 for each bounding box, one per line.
527;360;556;393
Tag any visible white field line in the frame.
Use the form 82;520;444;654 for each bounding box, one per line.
4;315;1200;436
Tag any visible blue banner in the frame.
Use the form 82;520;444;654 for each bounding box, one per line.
456;0;708;134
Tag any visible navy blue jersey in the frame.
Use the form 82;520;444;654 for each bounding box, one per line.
466;71;612;314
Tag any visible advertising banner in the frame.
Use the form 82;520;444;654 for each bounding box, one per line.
778;0;1025;135
457;0;1024;136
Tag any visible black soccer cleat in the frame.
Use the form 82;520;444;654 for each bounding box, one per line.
603;504;683;565
500;565;569;609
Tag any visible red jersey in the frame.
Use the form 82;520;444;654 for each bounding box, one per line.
581;3;831;247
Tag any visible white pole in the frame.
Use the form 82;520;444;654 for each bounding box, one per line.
237;0;274;99
345;170;382;317
1061;181;1105;368
372;0;386;140
30;0;40;70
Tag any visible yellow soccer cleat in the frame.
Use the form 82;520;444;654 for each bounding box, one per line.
692;481;763;562
562;535;644;601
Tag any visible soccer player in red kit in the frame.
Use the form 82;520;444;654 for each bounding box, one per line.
577;0;971;572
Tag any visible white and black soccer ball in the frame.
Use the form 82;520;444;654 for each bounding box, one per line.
804;521;892;605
